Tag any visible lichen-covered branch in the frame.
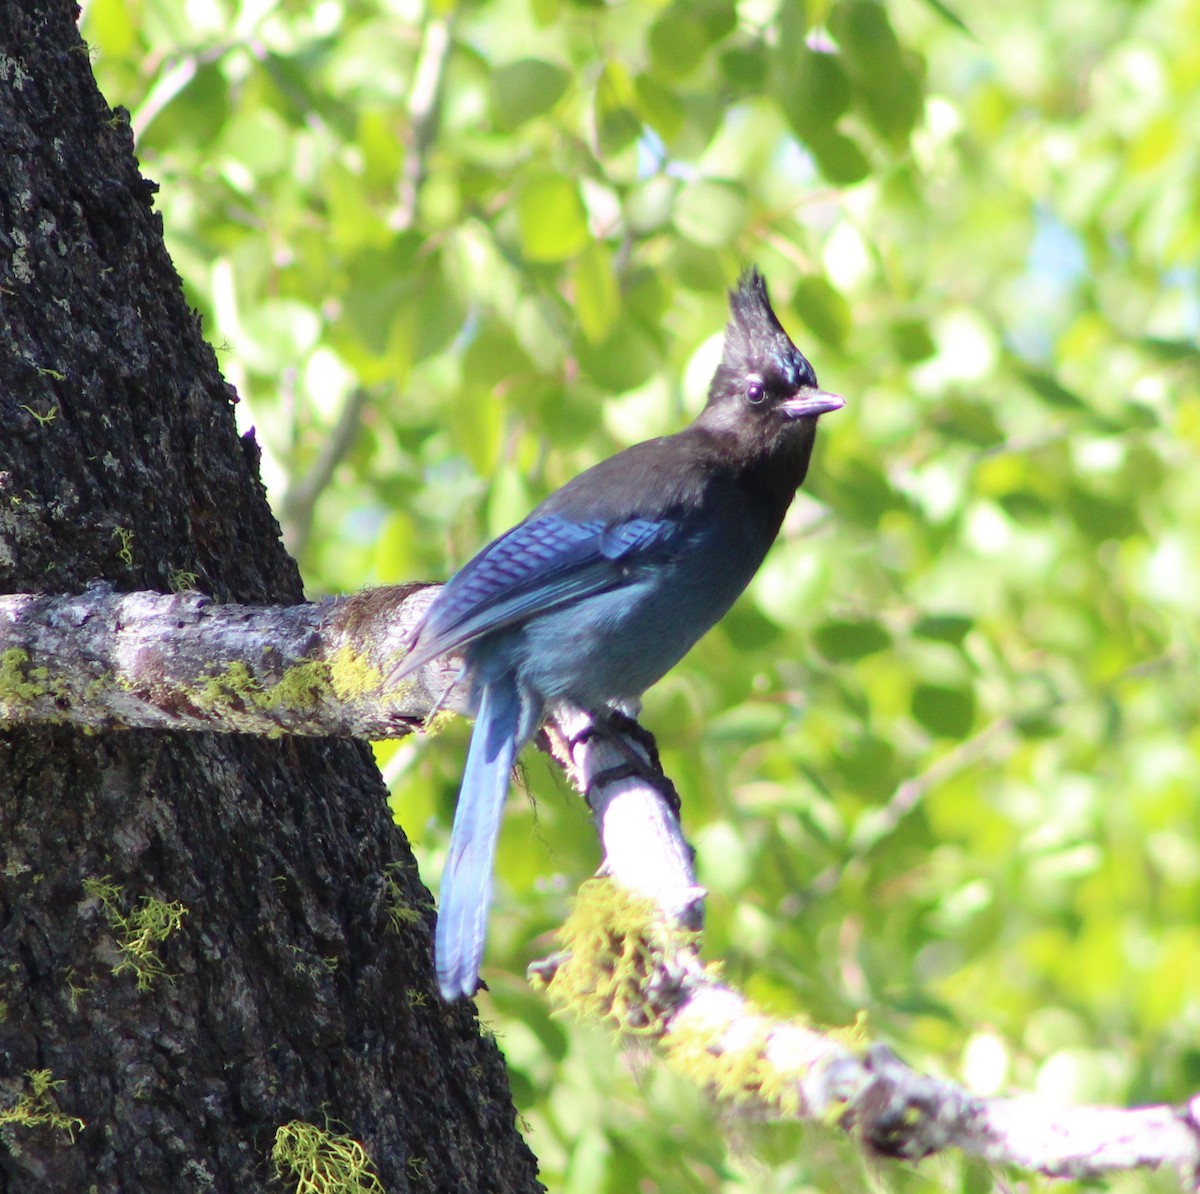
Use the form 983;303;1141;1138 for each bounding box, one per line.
0;582;456;738
535;718;1200;1190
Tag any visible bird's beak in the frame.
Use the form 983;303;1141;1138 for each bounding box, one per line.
780;387;845;420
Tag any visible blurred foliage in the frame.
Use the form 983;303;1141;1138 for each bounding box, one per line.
83;0;1200;1188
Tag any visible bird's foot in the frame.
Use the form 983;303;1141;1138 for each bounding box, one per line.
568;710;681;818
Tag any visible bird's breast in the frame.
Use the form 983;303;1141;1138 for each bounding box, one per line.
494;499;776;707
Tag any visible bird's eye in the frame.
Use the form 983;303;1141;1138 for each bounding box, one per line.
745;381;765;405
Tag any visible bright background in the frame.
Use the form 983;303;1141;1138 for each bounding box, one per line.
82;0;1200;1188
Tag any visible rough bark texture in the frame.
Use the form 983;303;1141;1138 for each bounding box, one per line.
0;3;540;1191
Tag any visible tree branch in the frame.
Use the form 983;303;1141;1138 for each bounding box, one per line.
3;583;1199;1185
0;583;446;738
531;736;1200;1189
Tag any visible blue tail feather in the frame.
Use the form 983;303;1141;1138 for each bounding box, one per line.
435;677;527;999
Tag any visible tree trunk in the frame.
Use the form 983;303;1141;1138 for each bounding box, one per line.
0;3;540;1190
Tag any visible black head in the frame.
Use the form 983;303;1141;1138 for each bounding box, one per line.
702;267;843;432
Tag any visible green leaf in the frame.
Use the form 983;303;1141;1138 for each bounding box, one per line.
648;8;711;80
998;491;1052;522
595;61;643;154
341;243;411;355
573;242;621;343
574;314;661;391
774;46;851;140
463;326;535;390
647;1;736;81
672;179;748;247
1019;367;1087;411
516;175;590;262
832;2;924;145
719;42;769;92
139;59;230;149
828;456;907;526
633;73;684;143
790;276;852;350
832;1;903;78
490;58;570;129
813;619;892;662
891;318;937;363
806;128;872;185
837;733;898;800
913;615;974;645
912;683;976;738
237;300;321;373
1065;484;1143;543
919;0;975;37
935;399;1005;448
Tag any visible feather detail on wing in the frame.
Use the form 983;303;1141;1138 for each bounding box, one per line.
392;514;677;679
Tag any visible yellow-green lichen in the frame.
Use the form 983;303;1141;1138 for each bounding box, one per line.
0;648;71;718
193;661;262;721
18;403;57;425
663;1012;777;1111
382;862;427;934
533;877;702;1037
195;654;376;722
0;1070;84;1142
327;645;381;702
262;659;330;712
0;649;39;704
112;525;134;565
167;569;199;593
271;1120;385;1194
535;880;861;1120
84;876;186;991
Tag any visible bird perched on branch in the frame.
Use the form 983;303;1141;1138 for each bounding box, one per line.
392;267;844;999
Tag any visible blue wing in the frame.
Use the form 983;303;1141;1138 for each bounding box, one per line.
394;513;678;677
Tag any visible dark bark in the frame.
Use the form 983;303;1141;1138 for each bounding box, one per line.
0;3;540;1190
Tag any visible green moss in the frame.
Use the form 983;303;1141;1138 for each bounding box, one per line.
84;876;186;991
0;1070;84;1142
271;1121;385;1194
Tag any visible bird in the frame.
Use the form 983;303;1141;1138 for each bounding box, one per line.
391;267;844;999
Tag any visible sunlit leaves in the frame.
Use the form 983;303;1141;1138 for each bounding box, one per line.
83;0;1200;1187
490;58;570;129
516;174;590;262
672;179;748;247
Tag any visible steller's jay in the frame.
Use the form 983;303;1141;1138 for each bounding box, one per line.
392;267;843;999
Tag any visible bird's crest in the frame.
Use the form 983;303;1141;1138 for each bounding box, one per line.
729;266;786;338
710;267;817;400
